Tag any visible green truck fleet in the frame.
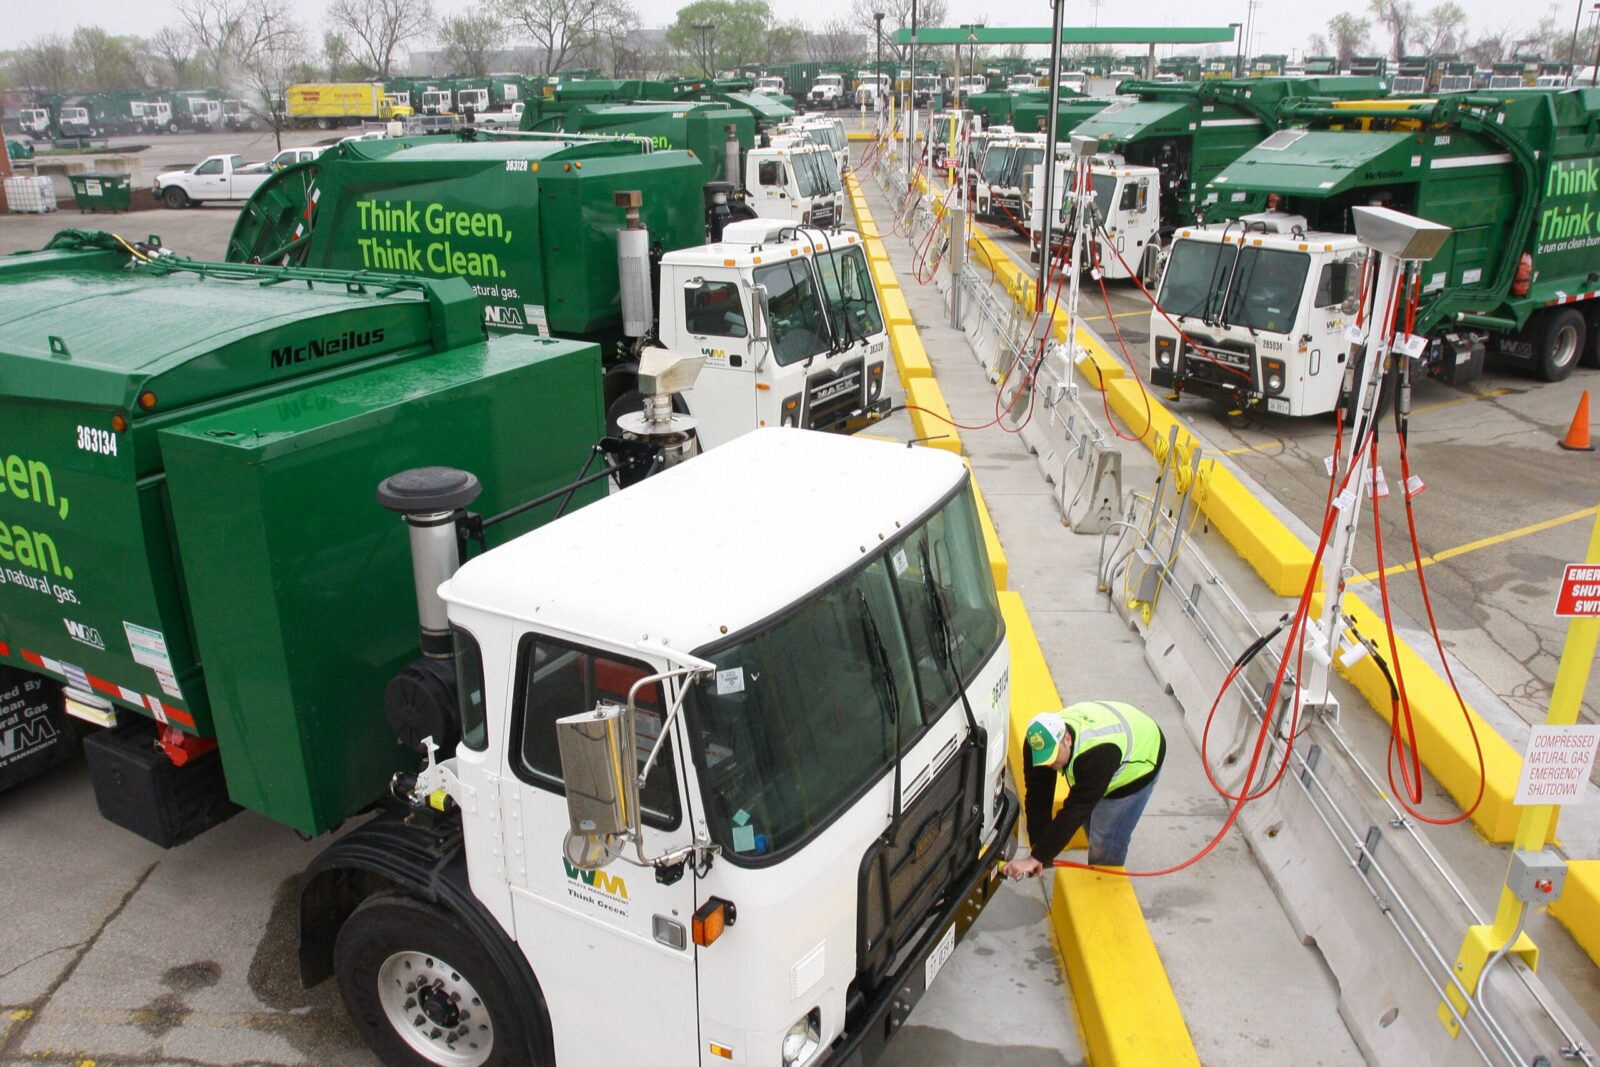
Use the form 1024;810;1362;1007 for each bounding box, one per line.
0;235;1009;1067
1149;88;1600;416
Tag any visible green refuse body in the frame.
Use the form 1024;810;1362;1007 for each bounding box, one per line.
0;234;606;833
68;173;131;213
227;135;707;341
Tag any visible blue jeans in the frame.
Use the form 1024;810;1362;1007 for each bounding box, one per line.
1085;768;1159;867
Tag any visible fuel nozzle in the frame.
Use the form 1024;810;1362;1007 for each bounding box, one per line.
615;349;706;472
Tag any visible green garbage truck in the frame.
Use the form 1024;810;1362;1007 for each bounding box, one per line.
227;133;889;456
1070;76;1392;228
1148;88;1600;417
0;233;1016;1067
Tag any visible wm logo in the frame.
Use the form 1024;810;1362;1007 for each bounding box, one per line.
562;860;629;900
64;619;105;651
484;305;525;327
0;718;59;759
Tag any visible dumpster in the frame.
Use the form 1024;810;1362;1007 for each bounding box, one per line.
6;139;33;160
69;172;132;213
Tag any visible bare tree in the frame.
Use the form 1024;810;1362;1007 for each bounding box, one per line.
439;12;507;77
500;0;635;74
175;0;300;82
807;17;860;63
1305;32;1331;56
328;0;434;80
237;15;308;151
1461;23;1517;65
593;1;639;77
149;26;198;87
847;0;947;65
1413;2;1467;54
1327;12;1371;66
1367;0;1416;59
13;34;79;92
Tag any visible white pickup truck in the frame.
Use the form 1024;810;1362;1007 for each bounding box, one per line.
153;154;274;208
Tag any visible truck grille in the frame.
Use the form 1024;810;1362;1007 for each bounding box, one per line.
812;203;837;228
1181;340;1255;391
805;357;863;430
856;739;983;993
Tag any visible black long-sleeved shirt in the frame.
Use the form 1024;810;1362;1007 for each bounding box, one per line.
1023;734;1166;864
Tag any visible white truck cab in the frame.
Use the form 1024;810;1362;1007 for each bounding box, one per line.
781;117;849;178
1029;153;1161;280
755;76;787;96
133;101;175;133
1057;70;1090;93
977;133;1043;228
925;109;980;170
186;98;223;129
360;426;1016;1067
421;89;454;114
1006;73;1039;91
808;74;847;109
854;73;890;108
1148;212;1365;416
659;219;890;445
18;108;50;138
746;140;844;228
457;88;490;113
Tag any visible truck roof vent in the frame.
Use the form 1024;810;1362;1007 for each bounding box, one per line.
1257;129;1310;152
1238;211;1310;235
720;218;791;245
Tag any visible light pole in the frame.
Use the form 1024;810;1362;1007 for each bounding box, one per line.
874;11;885;112
907;0;919;182
1591;2;1600;86
693;23;715;79
1570;0;1586;70
1230;22;1243;78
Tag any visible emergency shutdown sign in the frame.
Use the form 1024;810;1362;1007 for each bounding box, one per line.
1555;564;1600;617
1514;725;1600;806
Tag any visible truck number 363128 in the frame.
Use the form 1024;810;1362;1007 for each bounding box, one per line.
76;425;118;456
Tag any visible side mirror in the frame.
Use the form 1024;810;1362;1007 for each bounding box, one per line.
556;702;631;869
750;283;771;344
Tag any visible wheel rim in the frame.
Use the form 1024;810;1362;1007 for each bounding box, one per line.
376;950;494;1067
1552;323;1580;370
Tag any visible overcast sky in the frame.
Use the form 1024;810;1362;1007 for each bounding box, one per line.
5;0;1576;63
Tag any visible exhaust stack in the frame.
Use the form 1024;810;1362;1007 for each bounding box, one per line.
376;467;482;658
725;124;742;191
615;190;653;340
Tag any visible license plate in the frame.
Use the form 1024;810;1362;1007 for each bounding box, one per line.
924;922;956;990
1266;398;1290;415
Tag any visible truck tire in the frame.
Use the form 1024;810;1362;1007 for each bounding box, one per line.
165;121;179;135
1582;306;1600;369
1531;308;1584;382
162;186;190;209
334;893;539;1067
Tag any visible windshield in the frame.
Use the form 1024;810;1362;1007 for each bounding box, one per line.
981;145;1015;183
1392;76;1426;93
1439;75;1473;90
754;259;832;364
815;244;884;345
686;482;1002;861
1006;146;1043;187
1222;247;1310;333
1159;238;1238;320
1090;172;1116;221
790;150;837;197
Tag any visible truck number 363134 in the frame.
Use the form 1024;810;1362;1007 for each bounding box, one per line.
76;425;118;456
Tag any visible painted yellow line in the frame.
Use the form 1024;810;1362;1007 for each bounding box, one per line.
1219;441;1285;456
1081;310;1146;323
1349;505;1600;585
1411;387;1511;415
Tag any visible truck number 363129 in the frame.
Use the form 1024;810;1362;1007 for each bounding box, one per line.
76;425;118;456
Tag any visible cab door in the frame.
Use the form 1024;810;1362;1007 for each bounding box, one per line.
676;274;758;449
499;632;701;1063
754;157;797;219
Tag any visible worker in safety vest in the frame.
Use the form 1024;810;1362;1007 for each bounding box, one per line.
1002;701;1166;879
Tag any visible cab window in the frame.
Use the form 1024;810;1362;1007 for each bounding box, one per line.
685;281;748;337
510;634;681;828
195;158;223;175
759;160;785;188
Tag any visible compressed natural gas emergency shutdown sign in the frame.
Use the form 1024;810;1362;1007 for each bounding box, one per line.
1555;564;1600;617
1514;726;1600;806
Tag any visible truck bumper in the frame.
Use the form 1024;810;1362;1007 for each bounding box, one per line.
820;787;1019;1067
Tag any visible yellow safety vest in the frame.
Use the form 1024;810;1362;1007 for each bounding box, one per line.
1058;700;1162;794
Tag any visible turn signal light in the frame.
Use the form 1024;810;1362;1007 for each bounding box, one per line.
693;897;737;947
137;390;158;410
1511;252;1533;297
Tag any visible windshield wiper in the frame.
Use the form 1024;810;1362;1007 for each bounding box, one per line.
857;590;904;845
919;539;983;744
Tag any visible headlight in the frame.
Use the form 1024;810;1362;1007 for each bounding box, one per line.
1154;337;1175;367
782;1008;821;1065
1267;373;1283;392
1262;358;1285;394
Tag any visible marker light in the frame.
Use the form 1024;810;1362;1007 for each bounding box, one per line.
692;897;737;947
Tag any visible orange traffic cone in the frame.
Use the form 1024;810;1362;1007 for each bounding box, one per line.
1559;390;1595;452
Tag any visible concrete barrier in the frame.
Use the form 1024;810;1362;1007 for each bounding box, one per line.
904;378;962;454
1550;860;1600;969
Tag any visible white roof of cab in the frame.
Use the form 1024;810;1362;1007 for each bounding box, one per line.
442;430;968;655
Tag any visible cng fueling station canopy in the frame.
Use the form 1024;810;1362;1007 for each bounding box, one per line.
891;26;1240;77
